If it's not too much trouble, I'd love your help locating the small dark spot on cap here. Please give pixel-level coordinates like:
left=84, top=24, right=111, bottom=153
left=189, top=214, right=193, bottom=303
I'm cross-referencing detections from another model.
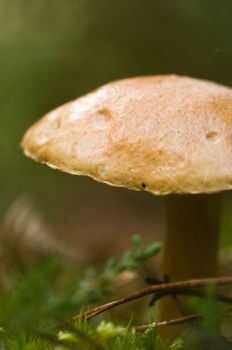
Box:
left=206, top=131, right=219, bottom=143
left=141, top=182, right=146, bottom=188
left=97, top=108, right=112, bottom=119
left=93, top=108, right=112, bottom=129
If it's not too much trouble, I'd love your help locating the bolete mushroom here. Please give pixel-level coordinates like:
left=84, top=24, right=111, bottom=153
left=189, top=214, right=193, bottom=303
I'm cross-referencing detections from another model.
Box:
left=21, top=75, right=232, bottom=324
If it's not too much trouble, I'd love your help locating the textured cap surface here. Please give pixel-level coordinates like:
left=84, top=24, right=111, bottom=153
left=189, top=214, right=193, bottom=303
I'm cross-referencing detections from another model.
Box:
left=21, top=75, right=232, bottom=195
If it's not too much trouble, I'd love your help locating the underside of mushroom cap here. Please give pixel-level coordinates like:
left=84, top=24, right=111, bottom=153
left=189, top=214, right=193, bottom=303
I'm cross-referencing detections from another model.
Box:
left=21, top=75, right=232, bottom=195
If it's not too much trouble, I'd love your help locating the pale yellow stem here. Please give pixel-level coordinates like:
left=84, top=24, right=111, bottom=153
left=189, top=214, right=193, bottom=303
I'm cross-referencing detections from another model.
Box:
left=159, top=193, right=221, bottom=337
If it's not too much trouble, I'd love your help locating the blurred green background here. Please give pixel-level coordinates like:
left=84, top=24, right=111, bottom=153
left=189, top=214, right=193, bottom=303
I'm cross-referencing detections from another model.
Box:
left=1, top=0, right=232, bottom=263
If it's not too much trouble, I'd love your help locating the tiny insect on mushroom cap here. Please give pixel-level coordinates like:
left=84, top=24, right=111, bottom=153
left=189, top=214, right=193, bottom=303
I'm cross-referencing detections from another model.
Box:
left=21, top=75, right=232, bottom=331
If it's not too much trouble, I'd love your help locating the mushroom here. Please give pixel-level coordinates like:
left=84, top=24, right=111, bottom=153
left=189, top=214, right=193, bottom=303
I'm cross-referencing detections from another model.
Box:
left=21, top=75, right=232, bottom=323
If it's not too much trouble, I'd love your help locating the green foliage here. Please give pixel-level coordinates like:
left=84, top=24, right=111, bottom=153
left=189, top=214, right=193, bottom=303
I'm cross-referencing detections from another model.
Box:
left=100, top=235, right=161, bottom=285
left=0, top=235, right=160, bottom=335
left=0, top=236, right=167, bottom=349
left=3, top=334, right=48, bottom=350
left=184, top=285, right=232, bottom=350
left=74, top=235, right=161, bottom=303
left=0, top=236, right=231, bottom=349
left=55, top=321, right=183, bottom=350
left=190, top=285, right=225, bottom=332
left=117, top=235, right=161, bottom=271
left=0, top=257, right=80, bottom=333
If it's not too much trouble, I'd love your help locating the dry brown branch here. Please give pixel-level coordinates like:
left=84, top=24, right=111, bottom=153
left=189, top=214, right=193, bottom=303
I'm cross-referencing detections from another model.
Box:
left=135, top=308, right=232, bottom=332
left=73, top=276, right=232, bottom=321
left=148, top=288, right=232, bottom=305
left=135, top=314, right=201, bottom=332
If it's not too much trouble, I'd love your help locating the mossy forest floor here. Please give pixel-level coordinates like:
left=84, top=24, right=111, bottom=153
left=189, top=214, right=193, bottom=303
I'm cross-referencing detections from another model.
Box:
left=0, top=236, right=232, bottom=350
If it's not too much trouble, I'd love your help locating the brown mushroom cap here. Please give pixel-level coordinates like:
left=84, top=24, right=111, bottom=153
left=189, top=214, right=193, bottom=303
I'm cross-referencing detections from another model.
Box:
left=21, top=75, right=232, bottom=195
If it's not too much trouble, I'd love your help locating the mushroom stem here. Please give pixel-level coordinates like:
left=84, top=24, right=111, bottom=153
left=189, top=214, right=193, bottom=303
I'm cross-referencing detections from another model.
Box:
left=160, top=193, right=221, bottom=324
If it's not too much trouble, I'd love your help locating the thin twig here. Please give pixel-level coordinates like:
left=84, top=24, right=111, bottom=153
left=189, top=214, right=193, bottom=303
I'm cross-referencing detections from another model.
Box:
left=149, top=288, right=232, bottom=306
left=72, top=276, right=232, bottom=321
left=135, top=309, right=232, bottom=333
left=148, top=275, right=188, bottom=315
left=135, top=314, right=201, bottom=332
